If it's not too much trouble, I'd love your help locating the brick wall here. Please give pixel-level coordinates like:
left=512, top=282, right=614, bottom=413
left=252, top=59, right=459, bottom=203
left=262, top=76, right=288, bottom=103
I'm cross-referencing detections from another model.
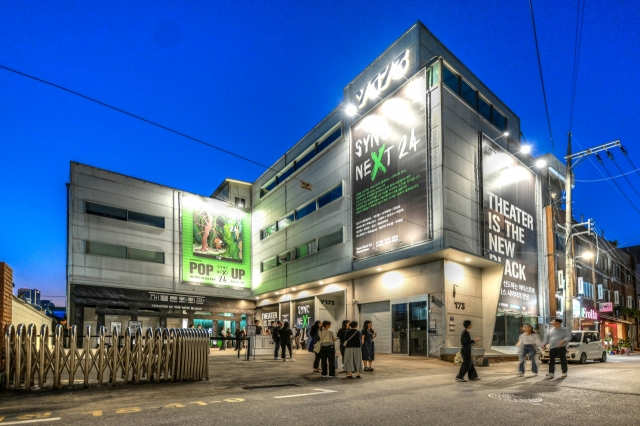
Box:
left=0, top=262, right=13, bottom=372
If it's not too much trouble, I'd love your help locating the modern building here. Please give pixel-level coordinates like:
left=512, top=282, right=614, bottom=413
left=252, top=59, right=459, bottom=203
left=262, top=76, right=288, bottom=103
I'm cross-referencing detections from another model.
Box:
left=17, top=288, right=41, bottom=307
left=67, top=21, right=551, bottom=357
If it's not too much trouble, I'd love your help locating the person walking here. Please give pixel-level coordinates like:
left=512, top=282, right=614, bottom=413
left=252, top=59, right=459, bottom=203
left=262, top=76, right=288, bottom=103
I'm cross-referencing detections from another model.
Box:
left=343, top=321, right=363, bottom=379
left=272, top=321, right=282, bottom=360
left=308, top=321, right=322, bottom=373
left=235, top=326, right=244, bottom=352
left=455, top=320, right=481, bottom=382
left=361, top=320, right=377, bottom=371
left=280, top=321, right=294, bottom=361
left=337, top=319, right=350, bottom=373
left=318, top=321, right=337, bottom=378
left=516, top=324, right=544, bottom=377
left=543, top=318, right=572, bottom=379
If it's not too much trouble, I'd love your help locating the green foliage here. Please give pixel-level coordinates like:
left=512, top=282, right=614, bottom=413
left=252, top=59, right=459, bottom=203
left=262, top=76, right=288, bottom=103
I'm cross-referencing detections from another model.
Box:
left=619, top=306, right=640, bottom=318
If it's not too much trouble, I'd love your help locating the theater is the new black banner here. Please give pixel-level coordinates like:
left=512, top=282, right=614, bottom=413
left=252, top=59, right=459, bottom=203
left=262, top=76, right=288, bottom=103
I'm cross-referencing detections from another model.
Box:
left=483, top=138, right=538, bottom=314
left=351, top=69, right=429, bottom=259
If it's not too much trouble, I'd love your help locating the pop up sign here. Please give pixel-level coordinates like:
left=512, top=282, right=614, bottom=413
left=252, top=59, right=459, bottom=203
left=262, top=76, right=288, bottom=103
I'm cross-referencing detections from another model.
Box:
left=599, top=302, right=613, bottom=312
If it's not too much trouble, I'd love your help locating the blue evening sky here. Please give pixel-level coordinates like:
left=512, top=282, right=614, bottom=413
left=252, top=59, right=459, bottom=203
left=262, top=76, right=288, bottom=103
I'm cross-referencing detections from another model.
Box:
left=1, top=1, right=638, bottom=306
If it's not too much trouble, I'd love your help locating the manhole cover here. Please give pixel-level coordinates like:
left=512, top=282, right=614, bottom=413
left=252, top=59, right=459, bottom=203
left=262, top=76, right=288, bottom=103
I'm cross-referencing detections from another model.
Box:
left=488, top=393, right=542, bottom=403
left=242, top=384, right=299, bottom=392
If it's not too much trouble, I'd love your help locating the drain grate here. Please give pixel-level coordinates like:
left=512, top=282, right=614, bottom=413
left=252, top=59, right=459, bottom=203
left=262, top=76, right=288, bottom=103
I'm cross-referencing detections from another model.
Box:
left=242, top=384, right=299, bottom=392
left=488, top=393, right=542, bottom=403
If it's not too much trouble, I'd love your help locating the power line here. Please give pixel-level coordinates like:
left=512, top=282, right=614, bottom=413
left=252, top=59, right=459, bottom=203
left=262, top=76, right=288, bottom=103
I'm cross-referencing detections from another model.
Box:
left=594, top=152, right=640, bottom=216
left=605, top=150, right=640, bottom=200
left=574, top=166, right=640, bottom=182
left=569, top=0, right=586, bottom=131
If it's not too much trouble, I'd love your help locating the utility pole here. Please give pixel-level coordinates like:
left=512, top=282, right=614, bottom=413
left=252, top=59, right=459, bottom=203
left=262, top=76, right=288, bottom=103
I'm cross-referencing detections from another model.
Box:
left=563, top=137, right=621, bottom=326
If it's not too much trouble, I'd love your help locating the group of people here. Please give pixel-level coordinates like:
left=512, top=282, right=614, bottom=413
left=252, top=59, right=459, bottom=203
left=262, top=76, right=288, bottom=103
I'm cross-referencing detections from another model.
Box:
left=455, top=318, right=573, bottom=382
left=306, top=319, right=377, bottom=379
left=267, top=320, right=300, bottom=361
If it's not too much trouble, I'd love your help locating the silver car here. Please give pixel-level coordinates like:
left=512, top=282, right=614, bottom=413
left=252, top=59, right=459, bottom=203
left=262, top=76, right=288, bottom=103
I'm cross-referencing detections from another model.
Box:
left=541, top=331, right=607, bottom=364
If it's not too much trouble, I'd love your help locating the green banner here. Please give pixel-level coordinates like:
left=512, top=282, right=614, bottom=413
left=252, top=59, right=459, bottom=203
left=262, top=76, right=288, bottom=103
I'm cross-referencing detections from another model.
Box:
left=181, top=194, right=251, bottom=288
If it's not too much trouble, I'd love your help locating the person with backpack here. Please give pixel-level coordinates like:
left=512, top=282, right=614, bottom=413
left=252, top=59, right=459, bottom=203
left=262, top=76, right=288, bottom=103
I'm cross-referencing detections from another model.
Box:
left=280, top=321, right=294, bottom=361
left=272, top=321, right=282, bottom=360
left=308, top=320, right=321, bottom=373
left=343, top=321, right=363, bottom=379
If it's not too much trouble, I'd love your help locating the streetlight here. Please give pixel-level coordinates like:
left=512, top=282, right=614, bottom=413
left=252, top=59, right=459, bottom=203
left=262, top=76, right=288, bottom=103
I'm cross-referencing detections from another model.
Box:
left=520, top=145, right=532, bottom=155
left=535, top=159, right=547, bottom=168
left=489, top=131, right=509, bottom=142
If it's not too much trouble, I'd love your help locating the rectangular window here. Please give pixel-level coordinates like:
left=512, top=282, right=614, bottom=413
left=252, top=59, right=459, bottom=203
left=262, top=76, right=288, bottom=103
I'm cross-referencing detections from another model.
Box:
left=234, top=196, right=246, bottom=208
left=278, top=214, right=294, bottom=231
left=86, top=202, right=127, bottom=221
left=86, top=241, right=127, bottom=259
left=442, top=65, right=459, bottom=94
left=317, top=184, right=342, bottom=209
left=127, top=210, right=165, bottom=228
left=261, top=179, right=277, bottom=198
left=427, top=62, right=439, bottom=87
left=318, top=228, right=343, bottom=251
left=278, top=250, right=295, bottom=265
left=316, top=127, right=342, bottom=153
left=478, top=96, right=491, bottom=122
left=555, top=233, right=566, bottom=252
left=296, top=241, right=316, bottom=259
left=295, top=201, right=317, bottom=220
left=614, top=291, right=620, bottom=305
left=260, top=223, right=277, bottom=240
left=279, top=165, right=294, bottom=183
left=460, top=79, right=477, bottom=109
left=492, top=111, right=507, bottom=131
left=627, top=296, right=633, bottom=308
left=128, top=247, right=164, bottom=264
left=295, top=147, right=316, bottom=170
left=261, top=257, right=278, bottom=272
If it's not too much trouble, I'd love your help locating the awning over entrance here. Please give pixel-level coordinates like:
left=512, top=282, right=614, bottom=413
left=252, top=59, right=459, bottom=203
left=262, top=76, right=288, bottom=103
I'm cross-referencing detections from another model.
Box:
left=600, top=315, right=634, bottom=325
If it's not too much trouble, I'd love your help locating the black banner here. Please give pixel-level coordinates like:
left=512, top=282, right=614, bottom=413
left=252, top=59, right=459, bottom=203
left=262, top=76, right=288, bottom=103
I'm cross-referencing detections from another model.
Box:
left=351, top=69, right=429, bottom=259
left=482, top=138, right=538, bottom=314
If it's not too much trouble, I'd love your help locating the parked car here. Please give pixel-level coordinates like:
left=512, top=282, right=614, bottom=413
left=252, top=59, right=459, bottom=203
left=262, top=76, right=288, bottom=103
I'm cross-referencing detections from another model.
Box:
left=540, top=331, right=607, bottom=364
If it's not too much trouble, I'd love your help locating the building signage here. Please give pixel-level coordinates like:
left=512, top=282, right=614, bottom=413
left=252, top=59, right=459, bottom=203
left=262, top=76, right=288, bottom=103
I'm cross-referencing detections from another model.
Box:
left=300, top=181, right=312, bottom=191
left=581, top=308, right=598, bottom=320
left=261, top=311, right=278, bottom=322
left=483, top=137, right=539, bottom=314
left=293, top=299, right=314, bottom=330
left=599, top=302, right=613, bottom=312
left=355, top=50, right=410, bottom=109
left=128, top=321, right=143, bottom=329
left=350, top=69, right=430, bottom=259
left=149, top=292, right=206, bottom=311
left=180, top=194, right=251, bottom=288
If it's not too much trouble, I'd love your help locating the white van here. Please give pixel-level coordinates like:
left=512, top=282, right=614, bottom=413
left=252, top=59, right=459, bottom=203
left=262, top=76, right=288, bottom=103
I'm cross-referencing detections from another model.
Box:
left=540, top=331, right=607, bottom=364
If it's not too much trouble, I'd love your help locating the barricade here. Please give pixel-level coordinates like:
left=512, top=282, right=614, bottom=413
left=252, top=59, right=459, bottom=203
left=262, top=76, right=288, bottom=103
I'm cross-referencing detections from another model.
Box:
left=3, top=324, right=209, bottom=391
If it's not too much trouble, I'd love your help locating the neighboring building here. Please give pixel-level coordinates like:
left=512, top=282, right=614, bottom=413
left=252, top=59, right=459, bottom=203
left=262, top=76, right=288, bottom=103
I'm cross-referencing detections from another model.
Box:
left=17, top=288, right=41, bottom=307
left=12, top=295, right=52, bottom=333
left=67, top=21, right=550, bottom=357
left=40, top=299, right=55, bottom=316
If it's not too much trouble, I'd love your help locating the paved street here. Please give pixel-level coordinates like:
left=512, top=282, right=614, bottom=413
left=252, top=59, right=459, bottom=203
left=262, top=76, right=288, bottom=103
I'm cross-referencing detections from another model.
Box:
left=1, top=351, right=639, bottom=425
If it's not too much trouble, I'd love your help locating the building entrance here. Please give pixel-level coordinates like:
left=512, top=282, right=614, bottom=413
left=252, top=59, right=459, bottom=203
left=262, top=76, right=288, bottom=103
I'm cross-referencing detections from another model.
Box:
left=391, top=300, right=428, bottom=356
left=493, top=313, right=538, bottom=346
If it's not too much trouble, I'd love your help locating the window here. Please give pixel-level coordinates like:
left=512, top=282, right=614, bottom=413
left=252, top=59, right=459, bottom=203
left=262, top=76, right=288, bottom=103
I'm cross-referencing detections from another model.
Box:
left=492, top=110, right=507, bottom=131
left=460, top=79, right=477, bottom=109
left=279, top=165, right=294, bottom=183
left=261, top=179, right=277, bottom=197
left=278, top=214, right=294, bottom=231
left=442, top=65, right=458, bottom=94
left=318, top=228, right=343, bottom=250
left=583, top=282, right=594, bottom=299
left=86, top=241, right=127, bottom=259
left=86, top=202, right=127, bottom=221
left=260, top=223, right=277, bottom=239
left=128, top=247, right=164, bottom=264
left=234, top=197, right=246, bottom=208
left=597, top=284, right=603, bottom=300
left=316, top=127, right=342, bottom=153
left=555, top=232, right=566, bottom=252
left=614, top=291, right=620, bottom=305
left=261, top=257, right=278, bottom=272
left=127, top=210, right=165, bottom=228
left=296, top=241, right=316, bottom=259
left=555, top=297, right=563, bottom=313
left=278, top=251, right=295, bottom=265
left=296, top=148, right=315, bottom=170
left=627, top=296, right=633, bottom=308
left=295, top=201, right=317, bottom=220
left=317, top=184, right=342, bottom=208
left=427, top=62, right=439, bottom=87
left=478, top=96, right=491, bottom=122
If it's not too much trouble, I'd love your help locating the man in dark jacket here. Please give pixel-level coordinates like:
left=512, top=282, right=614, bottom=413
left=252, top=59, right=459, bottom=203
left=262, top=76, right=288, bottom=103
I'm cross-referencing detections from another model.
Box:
left=455, top=320, right=481, bottom=382
left=272, top=321, right=282, bottom=360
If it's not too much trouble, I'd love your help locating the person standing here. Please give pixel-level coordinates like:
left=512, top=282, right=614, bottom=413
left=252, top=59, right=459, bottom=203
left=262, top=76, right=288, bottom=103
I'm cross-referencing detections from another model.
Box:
left=543, top=318, right=572, bottom=379
left=337, top=319, right=350, bottom=373
left=318, top=321, right=337, bottom=378
left=59, top=318, right=71, bottom=349
left=516, top=324, right=544, bottom=377
left=226, top=328, right=233, bottom=349
left=455, top=320, right=481, bottom=382
left=254, top=320, right=263, bottom=335
left=361, top=321, right=377, bottom=371
left=308, top=321, right=322, bottom=373
left=294, top=327, right=301, bottom=350
left=235, top=326, right=244, bottom=352
left=280, top=321, right=294, bottom=361
left=343, top=321, right=363, bottom=379
left=272, top=321, right=282, bottom=360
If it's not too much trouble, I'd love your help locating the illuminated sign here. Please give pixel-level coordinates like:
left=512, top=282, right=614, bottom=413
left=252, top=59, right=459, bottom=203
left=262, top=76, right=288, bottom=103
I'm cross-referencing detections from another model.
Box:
left=581, top=308, right=598, bottom=320
left=355, top=50, right=410, bottom=109
left=599, top=302, right=613, bottom=312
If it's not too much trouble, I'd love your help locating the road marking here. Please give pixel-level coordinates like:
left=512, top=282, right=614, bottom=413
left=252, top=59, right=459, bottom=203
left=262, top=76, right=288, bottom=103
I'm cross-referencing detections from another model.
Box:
left=164, top=403, right=186, bottom=408
left=15, top=414, right=52, bottom=421
left=0, top=419, right=61, bottom=425
left=210, top=401, right=222, bottom=403
left=223, top=398, right=244, bottom=403
left=190, top=402, right=207, bottom=406
left=274, top=389, right=338, bottom=399
left=83, top=411, right=103, bottom=417
left=116, top=408, right=142, bottom=414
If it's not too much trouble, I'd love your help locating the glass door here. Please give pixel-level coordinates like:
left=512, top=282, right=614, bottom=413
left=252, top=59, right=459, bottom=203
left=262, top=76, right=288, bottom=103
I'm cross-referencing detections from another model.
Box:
left=409, top=301, right=428, bottom=356
left=392, top=304, right=408, bottom=354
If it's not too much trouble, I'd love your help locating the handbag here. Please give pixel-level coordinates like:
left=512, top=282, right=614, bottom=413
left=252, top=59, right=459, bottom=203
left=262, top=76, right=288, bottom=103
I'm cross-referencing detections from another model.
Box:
left=454, top=351, right=463, bottom=365
left=342, top=330, right=358, bottom=346
left=314, top=330, right=330, bottom=354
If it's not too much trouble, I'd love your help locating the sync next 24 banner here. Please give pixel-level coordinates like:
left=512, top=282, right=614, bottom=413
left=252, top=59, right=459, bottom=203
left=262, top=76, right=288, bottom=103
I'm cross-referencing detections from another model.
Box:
left=350, top=69, right=430, bottom=260
left=482, top=138, right=538, bottom=314
left=181, top=194, right=251, bottom=288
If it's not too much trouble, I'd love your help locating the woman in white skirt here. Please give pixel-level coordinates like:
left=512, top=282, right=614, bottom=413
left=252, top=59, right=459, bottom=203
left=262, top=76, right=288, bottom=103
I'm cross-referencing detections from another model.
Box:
left=343, top=321, right=363, bottom=379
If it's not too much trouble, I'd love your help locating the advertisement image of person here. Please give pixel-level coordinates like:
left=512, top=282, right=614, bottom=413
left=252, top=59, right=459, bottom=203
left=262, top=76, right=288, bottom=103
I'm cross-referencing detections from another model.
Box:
left=280, top=321, right=294, bottom=361
left=455, top=320, right=481, bottom=382
left=272, top=321, right=282, bottom=360
left=516, top=324, right=543, bottom=377
left=543, top=318, right=572, bottom=379
left=361, top=320, right=377, bottom=371
left=337, top=319, right=350, bottom=372
left=308, top=321, right=321, bottom=373
left=318, top=320, right=337, bottom=378
left=343, top=321, right=363, bottom=379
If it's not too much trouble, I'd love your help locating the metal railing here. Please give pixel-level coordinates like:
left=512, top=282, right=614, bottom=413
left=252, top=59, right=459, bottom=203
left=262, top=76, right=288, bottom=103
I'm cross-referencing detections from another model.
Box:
left=3, top=324, right=209, bottom=391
